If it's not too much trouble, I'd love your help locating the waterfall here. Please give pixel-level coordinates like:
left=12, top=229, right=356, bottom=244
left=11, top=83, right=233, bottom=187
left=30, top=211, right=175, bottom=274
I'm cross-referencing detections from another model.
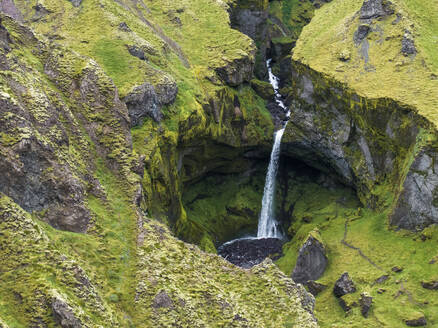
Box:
left=257, top=59, right=290, bottom=238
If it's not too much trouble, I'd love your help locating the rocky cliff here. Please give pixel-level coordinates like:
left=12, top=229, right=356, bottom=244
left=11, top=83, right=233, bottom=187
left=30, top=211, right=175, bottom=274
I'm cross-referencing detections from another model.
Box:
left=1, top=0, right=438, bottom=327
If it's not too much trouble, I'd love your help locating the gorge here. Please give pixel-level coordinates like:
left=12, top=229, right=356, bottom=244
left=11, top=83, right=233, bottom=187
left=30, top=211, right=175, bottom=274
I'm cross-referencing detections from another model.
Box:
left=0, top=0, right=438, bottom=327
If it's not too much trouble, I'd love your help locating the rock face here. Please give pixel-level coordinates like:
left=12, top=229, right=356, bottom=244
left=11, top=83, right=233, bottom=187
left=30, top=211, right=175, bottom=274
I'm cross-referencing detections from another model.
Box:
left=292, top=233, right=328, bottom=284
left=0, top=15, right=132, bottom=233
left=359, top=0, right=394, bottom=20
left=52, top=298, right=82, bottom=328
left=282, top=60, right=438, bottom=231
left=359, top=293, right=373, bottom=318
left=229, top=1, right=268, bottom=78
left=390, top=149, right=438, bottom=230
left=215, top=50, right=255, bottom=87
left=123, top=77, right=178, bottom=125
left=217, top=238, right=283, bottom=269
left=333, top=272, right=356, bottom=297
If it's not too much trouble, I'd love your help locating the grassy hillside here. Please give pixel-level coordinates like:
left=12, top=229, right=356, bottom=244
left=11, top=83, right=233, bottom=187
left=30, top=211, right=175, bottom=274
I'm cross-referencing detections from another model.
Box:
left=293, top=0, right=438, bottom=127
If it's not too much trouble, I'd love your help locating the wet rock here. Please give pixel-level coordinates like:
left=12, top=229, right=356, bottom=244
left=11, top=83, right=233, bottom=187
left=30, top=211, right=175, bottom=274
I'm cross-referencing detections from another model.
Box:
left=402, top=36, right=416, bottom=56
left=250, top=79, right=274, bottom=100
left=218, top=238, right=283, bottom=269
left=153, top=291, right=174, bottom=309
left=123, top=78, right=178, bottom=125
left=359, top=293, right=373, bottom=318
left=405, top=315, right=427, bottom=327
left=229, top=3, right=268, bottom=78
left=354, top=25, right=371, bottom=45
left=52, top=297, right=82, bottom=328
left=334, top=272, right=356, bottom=297
left=306, top=280, right=327, bottom=296
left=127, top=45, right=146, bottom=61
left=421, top=280, right=438, bottom=290
left=292, top=233, right=328, bottom=284
left=359, top=0, right=394, bottom=20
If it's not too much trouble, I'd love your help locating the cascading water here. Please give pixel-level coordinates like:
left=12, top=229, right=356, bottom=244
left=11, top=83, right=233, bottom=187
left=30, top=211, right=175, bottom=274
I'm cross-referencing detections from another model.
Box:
left=257, top=59, right=291, bottom=238
left=218, top=59, right=290, bottom=268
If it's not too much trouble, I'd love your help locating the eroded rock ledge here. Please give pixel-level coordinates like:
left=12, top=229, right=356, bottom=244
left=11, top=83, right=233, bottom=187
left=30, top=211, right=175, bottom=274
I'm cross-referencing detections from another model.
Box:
left=281, top=59, right=438, bottom=231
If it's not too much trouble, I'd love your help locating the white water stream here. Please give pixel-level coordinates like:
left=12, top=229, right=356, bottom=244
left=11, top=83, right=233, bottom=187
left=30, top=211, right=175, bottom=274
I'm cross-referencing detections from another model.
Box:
left=257, top=59, right=290, bottom=238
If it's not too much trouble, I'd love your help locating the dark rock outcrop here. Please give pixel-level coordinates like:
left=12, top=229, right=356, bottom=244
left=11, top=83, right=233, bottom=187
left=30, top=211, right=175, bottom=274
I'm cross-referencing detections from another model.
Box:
left=306, top=280, right=327, bottom=296
left=421, top=280, right=438, bottom=290
left=228, top=1, right=268, bottom=78
left=215, top=51, right=255, bottom=87
left=334, top=272, right=356, bottom=297
left=292, top=233, right=328, bottom=284
left=153, top=291, right=174, bottom=309
left=405, top=315, right=427, bottom=327
left=282, top=60, right=438, bottom=231
left=68, top=0, right=81, bottom=8
left=390, top=149, right=438, bottom=230
left=127, top=45, right=146, bottom=61
left=359, top=0, right=394, bottom=20
left=123, top=78, right=178, bottom=125
left=359, top=293, right=373, bottom=317
left=218, top=238, right=283, bottom=269
left=0, top=0, right=22, bottom=20
left=402, top=35, right=417, bottom=56
left=52, top=297, right=82, bottom=328
left=354, top=25, right=371, bottom=45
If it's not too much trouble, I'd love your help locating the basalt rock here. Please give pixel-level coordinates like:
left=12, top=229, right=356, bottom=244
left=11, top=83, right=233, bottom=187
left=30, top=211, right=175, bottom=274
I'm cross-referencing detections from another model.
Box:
left=359, top=293, right=373, bottom=318
left=306, top=280, right=327, bottom=296
left=421, top=280, right=438, bottom=290
left=123, top=77, right=178, bottom=125
left=405, top=315, right=427, bottom=327
left=218, top=238, right=283, bottom=269
left=402, top=35, right=417, bottom=56
left=359, top=0, right=394, bottom=20
left=215, top=50, right=255, bottom=87
left=292, top=232, right=328, bottom=284
left=52, top=297, right=82, bottom=328
left=228, top=1, right=269, bottom=78
left=282, top=60, right=438, bottom=231
left=334, top=272, right=356, bottom=298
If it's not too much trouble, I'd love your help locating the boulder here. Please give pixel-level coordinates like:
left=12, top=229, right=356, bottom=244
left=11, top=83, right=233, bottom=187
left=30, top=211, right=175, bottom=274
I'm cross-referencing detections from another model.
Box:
left=127, top=45, right=146, bottom=61
left=333, top=272, right=356, bottom=297
left=218, top=238, right=283, bottom=269
left=405, top=315, right=427, bottom=327
left=374, top=274, right=389, bottom=284
left=402, top=36, right=416, bottom=56
left=152, top=291, right=174, bottom=309
left=359, top=0, right=394, bottom=20
left=52, top=297, right=82, bottom=328
left=292, top=231, right=328, bottom=284
left=123, top=78, right=178, bottom=125
left=359, top=293, right=373, bottom=318
left=421, top=280, right=438, bottom=290
left=306, top=280, right=327, bottom=296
